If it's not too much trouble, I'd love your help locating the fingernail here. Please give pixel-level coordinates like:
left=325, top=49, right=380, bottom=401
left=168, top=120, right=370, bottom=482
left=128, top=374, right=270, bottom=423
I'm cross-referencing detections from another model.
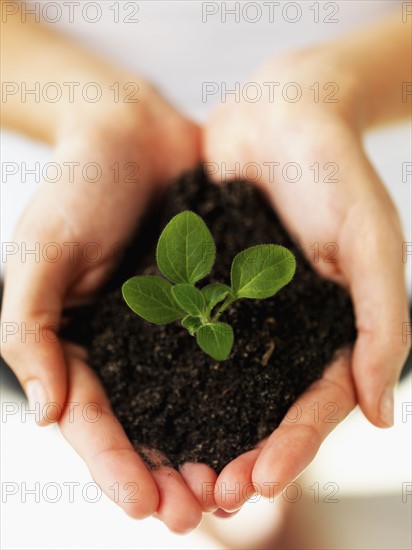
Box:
left=379, top=386, right=394, bottom=428
left=25, top=379, right=47, bottom=423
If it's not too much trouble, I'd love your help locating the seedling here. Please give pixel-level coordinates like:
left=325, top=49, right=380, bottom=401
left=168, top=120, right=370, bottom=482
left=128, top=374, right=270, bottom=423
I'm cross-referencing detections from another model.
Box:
left=122, top=211, right=296, bottom=361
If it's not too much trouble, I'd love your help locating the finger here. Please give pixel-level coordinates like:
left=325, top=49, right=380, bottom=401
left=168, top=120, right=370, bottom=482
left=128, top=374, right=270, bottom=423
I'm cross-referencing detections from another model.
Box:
left=179, top=462, right=218, bottom=513
left=252, top=352, right=356, bottom=497
left=151, top=464, right=203, bottom=534
left=58, top=344, right=159, bottom=519
left=339, top=194, right=410, bottom=428
left=1, top=242, right=70, bottom=425
left=213, top=508, right=241, bottom=519
left=203, top=102, right=246, bottom=184
left=148, top=107, right=202, bottom=187
left=214, top=449, right=260, bottom=512
left=142, top=450, right=203, bottom=533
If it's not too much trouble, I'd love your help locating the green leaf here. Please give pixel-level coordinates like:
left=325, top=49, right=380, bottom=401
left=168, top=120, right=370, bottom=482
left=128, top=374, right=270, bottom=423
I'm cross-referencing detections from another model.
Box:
left=156, top=211, right=216, bottom=284
left=122, top=275, right=184, bottom=324
left=196, top=322, right=234, bottom=361
left=171, top=284, right=205, bottom=316
left=181, top=315, right=203, bottom=335
left=231, top=244, right=296, bottom=299
left=201, top=283, right=231, bottom=313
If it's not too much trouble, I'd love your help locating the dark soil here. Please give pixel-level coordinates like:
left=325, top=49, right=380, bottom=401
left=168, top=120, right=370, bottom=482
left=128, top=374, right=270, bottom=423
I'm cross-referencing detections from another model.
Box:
left=63, top=168, right=356, bottom=473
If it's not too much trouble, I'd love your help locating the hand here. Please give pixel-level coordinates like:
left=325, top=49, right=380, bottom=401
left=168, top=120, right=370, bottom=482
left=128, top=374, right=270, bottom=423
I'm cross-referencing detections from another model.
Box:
left=1, top=82, right=217, bottom=531
left=204, top=50, right=410, bottom=511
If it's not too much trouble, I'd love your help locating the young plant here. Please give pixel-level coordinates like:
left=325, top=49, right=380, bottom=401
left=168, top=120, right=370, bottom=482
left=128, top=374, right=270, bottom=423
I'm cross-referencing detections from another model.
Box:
left=122, top=211, right=296, bottom=361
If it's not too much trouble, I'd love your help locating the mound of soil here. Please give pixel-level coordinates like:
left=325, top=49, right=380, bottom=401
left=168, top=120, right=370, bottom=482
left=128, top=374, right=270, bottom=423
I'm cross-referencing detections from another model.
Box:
left=63, top=168, right=356, bottom=473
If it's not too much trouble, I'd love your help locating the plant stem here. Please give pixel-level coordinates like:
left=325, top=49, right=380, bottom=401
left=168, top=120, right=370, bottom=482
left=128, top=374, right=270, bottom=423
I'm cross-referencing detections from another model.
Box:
left=212, top=295, right=236, bottom=322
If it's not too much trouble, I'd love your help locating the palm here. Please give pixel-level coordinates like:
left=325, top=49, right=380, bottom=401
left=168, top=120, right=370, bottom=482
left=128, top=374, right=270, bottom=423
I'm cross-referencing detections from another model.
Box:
left=203, top=69, right=409, bottom=510
left=2, top=96, right=222, bottom=531
left=53, top=116, right=220, bottom=529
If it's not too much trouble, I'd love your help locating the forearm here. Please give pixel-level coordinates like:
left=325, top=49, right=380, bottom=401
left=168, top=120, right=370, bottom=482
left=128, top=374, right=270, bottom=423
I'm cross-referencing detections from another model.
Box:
left=322, top=11, right=412, bottom=130
left=0, top=4, right=143, bottom=142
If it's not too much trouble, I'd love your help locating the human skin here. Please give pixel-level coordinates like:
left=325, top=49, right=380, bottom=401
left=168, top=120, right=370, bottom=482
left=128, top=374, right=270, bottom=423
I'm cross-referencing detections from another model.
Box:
left=203, top=12, right=411, bottom=511
left=1, top=8, right=212, bottom=533
left=1, top=3, right=411, bottom=531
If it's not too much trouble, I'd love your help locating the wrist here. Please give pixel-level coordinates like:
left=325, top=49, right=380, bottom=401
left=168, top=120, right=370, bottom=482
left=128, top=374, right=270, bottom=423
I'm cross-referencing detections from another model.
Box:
left=304, top=47, right=373, bottom=134
left=258, top=47, right=365, bottom=134
left=54, top=72, right=155, bottom=142
left=290, top=15, right=412, bottom=131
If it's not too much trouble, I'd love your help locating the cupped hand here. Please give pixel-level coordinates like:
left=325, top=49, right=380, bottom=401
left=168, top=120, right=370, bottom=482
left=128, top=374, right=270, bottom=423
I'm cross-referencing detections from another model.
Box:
left=1, top=83, right=217, bottom=531
left=204, top=51, right=410, bottom=511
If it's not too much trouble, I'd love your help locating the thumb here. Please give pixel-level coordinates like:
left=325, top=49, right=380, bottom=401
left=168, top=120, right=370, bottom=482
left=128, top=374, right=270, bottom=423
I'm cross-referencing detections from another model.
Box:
left=340, top=200, right=410, bottom=428
left=1, top=237, right=70, bottom=426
